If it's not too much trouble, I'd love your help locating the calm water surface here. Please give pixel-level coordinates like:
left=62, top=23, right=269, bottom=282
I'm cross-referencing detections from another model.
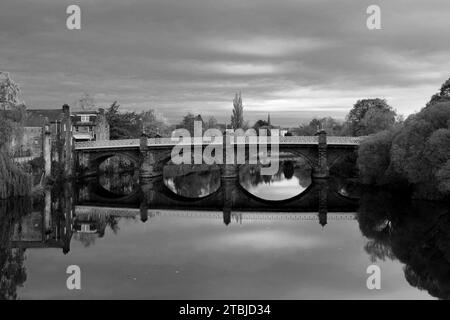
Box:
left=1, top=162, right=448, bottom=300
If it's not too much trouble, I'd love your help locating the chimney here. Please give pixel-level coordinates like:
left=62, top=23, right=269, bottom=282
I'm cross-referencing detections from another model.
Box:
left=62, top=104, right=70, bottom=114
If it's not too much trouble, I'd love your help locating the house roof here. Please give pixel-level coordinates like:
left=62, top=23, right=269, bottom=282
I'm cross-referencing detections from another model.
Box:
left=71, top=110, right=99, bottom=115
left=24, top=109, right=65, bottom=127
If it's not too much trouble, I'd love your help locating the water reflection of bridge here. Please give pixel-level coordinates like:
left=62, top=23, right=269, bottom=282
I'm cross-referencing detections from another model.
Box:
left=78, top=175, right=359, bottom=227
left=5, top=176, right=359, bottom=254
left=79, top=177, right=358, bottom=213
left=75, top=205, right=356, bottom=225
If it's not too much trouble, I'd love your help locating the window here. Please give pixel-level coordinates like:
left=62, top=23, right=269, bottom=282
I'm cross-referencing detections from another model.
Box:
left=81, top=115, right=90, bottom=122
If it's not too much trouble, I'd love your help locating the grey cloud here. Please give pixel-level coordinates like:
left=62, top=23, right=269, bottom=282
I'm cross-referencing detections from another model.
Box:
left=1, top=0, right=450, bottom=124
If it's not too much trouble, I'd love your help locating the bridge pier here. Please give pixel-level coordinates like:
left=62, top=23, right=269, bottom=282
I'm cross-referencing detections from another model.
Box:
left=221, top=163, right=238, bottom=225
left=140, top=169, right=165, bottom=223
left=221, top=164, right=239, bottom=179
left=139, top=189, right=149, bottom=222
left=316, top=179, right=328, bottom=227
left=312, top=129, right=329, bottom=179
left=141, top=175, right=163, bottom=205
left=42, top=123, right=52, bottom=177
left=76, top=151, right=90, bottom=176
left=139, top=134, right=164, bottom=182
left=63, top=104, right=74, bottom=177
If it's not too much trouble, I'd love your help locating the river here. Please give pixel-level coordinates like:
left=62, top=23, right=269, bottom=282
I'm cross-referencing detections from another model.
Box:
left=0, top=160, right=448, bottom=299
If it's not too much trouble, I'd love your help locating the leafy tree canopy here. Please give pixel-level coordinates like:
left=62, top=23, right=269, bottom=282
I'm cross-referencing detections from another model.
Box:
left=231, top=92, right=244, bottom=129
left=345, top=98, right=397, bottom=136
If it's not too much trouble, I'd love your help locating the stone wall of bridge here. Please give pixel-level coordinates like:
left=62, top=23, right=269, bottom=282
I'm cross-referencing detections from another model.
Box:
left=75, top=132, right=363, bottom=180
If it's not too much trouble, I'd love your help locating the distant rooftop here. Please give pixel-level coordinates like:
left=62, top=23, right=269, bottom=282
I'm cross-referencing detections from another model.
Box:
left=24, top=109, right=65, bottom=127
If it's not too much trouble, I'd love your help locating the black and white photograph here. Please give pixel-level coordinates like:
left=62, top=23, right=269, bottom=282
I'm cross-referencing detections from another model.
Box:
left=1, top=0, right=450, bottom=305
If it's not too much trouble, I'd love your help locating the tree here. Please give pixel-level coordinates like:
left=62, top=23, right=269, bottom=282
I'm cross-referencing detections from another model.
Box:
left=106, top=102, right=171, bottom=139
left=0, top=72, right=20, bottom=111
left=292, top=117, right=343, bottom=136
left=77, top=93, right=95, bottom=110
left=205, top=116, right=219, bottom=130
left=231, top=92, right=244, bottom=129
left=427, top=77, right=450, bottom=107
left=141, top=109, right=170, bottom=137
left=440, top=78, right=450, bottom=97
left=177, top=113, right=204, bottom=136
left=345, top=99, right=396, bottom=136
left=436, top=160, right=450, bottom=194
left=0, top=115, right=15, bottom=147
left=359, top=107, right=396, bottom=135
left=357, top=129, right=398, bottom=185
left=390, top=101, right=450, bottom=199
left=358, top=98, right=450, bottom=200
left=105, top=101, right=141, bottom=139
left=253, top=119, right=269, bottom=132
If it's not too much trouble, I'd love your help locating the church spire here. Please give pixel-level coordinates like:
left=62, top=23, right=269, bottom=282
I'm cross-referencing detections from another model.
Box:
left=267, top=113, right=271, bottom=126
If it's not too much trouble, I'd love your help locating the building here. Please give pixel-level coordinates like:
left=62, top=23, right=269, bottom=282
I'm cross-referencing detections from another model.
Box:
left=16, top=105, right=109, bottom=157
left=3, top=104, right=110, bottom=176
left=21, top=108, right=66, bottom=158
left=71, top=108, right=109, bottom=142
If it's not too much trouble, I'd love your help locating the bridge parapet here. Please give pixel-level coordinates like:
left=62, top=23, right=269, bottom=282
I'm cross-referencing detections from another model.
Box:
left=75, top=139, right=140, bottom=150
left=327, top=136, right=366, bottom=145
left=74, top=136, right=366, bottom=150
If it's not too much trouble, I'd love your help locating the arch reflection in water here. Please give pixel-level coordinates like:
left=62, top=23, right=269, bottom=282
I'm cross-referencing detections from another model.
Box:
left=98, top=171, right=139, bottom=196
left=239, top=159, right=312, bottom=201
left=163, top=164, right=221, bottom=198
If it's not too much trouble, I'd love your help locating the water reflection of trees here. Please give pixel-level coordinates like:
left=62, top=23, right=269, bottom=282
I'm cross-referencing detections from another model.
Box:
left=239, top=160, right=312, bottom=189
left=164, top=165, right=221, bottom=198
left=357, top=191, right=450, bottom=299
left=98, top=172, right=138, bottom=196
left=73, top=214, right=121, bottom=247
left=0, top=198, right=31, bottom=300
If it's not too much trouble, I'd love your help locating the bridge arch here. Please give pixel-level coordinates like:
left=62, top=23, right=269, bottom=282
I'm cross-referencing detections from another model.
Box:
left=79, top=151, right=140, bottom=174
left=280, top=149, right=316, bottom=168
left=92, top=151, right=139, bottom=168
left=327, top=149, right=357, bottom=169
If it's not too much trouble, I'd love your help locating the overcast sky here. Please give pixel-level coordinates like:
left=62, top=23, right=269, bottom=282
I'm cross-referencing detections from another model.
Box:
left=1, top=0, right=450, bottom=125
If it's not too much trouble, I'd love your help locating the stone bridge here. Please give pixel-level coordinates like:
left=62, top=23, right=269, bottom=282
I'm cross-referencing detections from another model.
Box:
left=74, top=131, right=365, bottom=180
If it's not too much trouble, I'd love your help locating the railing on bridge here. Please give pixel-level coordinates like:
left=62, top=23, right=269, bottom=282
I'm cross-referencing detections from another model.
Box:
left=75, top=138, right=140, bottom=150
left=74, top=136, right=366, bottom=150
